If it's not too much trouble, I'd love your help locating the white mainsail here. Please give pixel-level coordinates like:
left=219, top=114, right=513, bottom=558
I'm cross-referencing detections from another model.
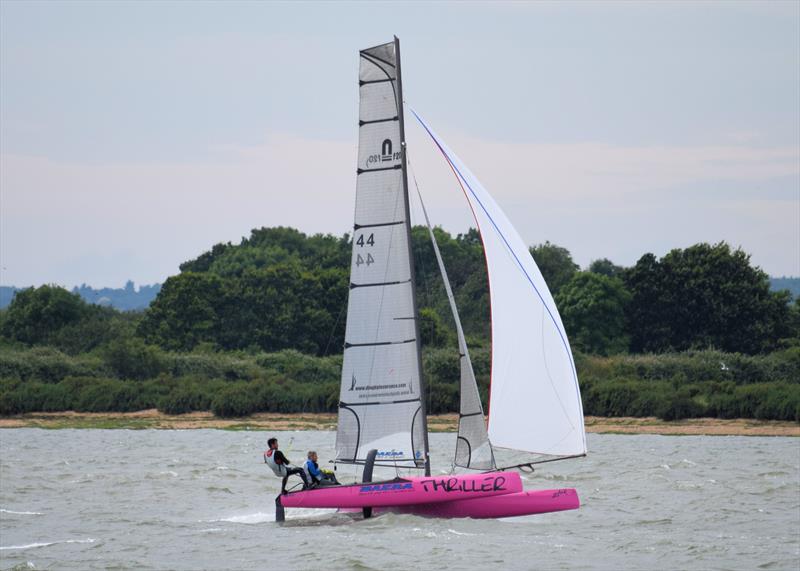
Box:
left=335, top=40, right=428, bottom=468
left=411, top=110, right=587, bottom=458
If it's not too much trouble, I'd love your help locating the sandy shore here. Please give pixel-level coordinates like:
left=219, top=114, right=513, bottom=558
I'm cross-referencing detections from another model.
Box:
left=0, top=410, right=797, bottom=436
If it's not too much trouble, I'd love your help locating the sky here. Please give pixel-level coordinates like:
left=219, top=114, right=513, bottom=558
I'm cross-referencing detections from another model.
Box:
left=1, top=0, right=798, bottom=288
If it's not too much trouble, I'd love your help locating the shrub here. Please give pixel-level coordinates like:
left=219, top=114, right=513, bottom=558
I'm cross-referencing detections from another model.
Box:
left=168, top=351, right=261, bottom=381
left=0, top=346, right=106, bottom=383
left=256, top=350, right=341, bottom=384
left=158, top=384, right=212, bottom=415
left=657, top=389, right=706, bottom=421
left=211, top=384, right=257, bottom=417
left=0, top=382, right=70, bottom=414
left=103, top=338, right=165, bottom=380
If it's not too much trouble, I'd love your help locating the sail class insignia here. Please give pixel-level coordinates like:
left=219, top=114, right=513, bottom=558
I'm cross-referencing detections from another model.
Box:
left=381, top=139, right=393, bottom=161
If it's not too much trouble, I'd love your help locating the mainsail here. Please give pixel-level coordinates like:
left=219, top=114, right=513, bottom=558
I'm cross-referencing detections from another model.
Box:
left=335, top=39, right=429, bottom=470
left=411, top=110, right=587, bottom=458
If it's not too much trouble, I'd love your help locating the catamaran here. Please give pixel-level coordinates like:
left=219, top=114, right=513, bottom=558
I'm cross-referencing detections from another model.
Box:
left=276, top=37, right=586, bottom=521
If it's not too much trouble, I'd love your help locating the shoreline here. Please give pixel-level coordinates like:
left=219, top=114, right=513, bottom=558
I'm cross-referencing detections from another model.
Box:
left=0, top=410, right=797, bottom=436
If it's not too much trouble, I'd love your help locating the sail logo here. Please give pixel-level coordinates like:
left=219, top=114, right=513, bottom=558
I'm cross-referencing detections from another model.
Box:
left=376, top=449, right=403, bottom=458
left=359, top=482, right=414, bottom=493
left=365, top=138, right=402, bottom=167
left=381, top=139, right=393, bottom=161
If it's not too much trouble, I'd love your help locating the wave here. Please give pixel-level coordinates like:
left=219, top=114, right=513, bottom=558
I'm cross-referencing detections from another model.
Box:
left=0, top=538, right=95, bottom=551
left=195, top=528, right=225, bottom=534
left=203, top=512, right=274, bottom=524
left=0, top=509, right=43, bottom=516
left=448, top=529, right=478, bottom=536
left=203, top=508, right=336, bottom=524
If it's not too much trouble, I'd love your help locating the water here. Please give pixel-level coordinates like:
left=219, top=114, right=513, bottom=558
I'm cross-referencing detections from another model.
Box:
left=1, top=430, right=798, bottom=570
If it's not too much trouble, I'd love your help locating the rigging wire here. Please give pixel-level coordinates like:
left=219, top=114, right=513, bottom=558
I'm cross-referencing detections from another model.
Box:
left=407, top=149, right=497, bottom=472
left=405, top=154, right=436, bottom=420
left=322, top=302, right=347, bottom=358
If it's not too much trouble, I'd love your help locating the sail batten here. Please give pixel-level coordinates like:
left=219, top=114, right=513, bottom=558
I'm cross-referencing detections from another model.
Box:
left=335, top=39, right=428, bottom=469
left=410, top=109, right=587, bottom=458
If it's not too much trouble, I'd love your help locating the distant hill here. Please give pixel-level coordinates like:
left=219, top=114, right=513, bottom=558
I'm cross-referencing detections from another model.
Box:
left=0, top=287, right=19, bottom=309
left=770, top=277, right=800, bottom=300
left=1, top=274, right=795, bottom=312
left=0, top=281, right=161, bottom=311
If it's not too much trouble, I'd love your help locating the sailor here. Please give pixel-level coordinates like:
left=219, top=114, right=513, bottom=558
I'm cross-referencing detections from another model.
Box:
left=264, top=437, right=309, bottom=494
left=303, top=451, right=339, bottom=487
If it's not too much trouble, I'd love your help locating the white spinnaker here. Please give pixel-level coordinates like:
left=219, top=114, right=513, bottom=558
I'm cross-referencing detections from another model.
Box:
left=411, top=110, right=587, bottom=457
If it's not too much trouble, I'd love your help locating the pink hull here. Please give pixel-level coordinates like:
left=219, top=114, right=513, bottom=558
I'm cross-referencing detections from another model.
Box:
left=280, top=472, right=522, bottom=509
left=388, top=488, right=580, bottom=519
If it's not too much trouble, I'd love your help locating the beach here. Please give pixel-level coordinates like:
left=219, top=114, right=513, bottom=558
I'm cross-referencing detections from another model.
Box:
left=0, top=410, right=796, bottom=436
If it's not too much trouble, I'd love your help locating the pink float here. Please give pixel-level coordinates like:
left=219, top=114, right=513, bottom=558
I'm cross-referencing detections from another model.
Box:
left=278, top=473, right=580, bottom=519
left=280, top=472, right=522, bottom=509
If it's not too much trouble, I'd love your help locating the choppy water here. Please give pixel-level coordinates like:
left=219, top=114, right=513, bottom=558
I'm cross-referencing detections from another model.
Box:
left=0, top=429, right=798, bottom=570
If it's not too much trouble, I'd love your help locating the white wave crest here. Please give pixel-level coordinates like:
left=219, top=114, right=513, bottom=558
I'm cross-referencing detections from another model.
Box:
left=204, top=512, right=274, bottom=524
left=448, top=529, right=477, bottom=536
left=0, top=538, right=95, bottom=551
left=203, top=507, right=334, bottom=524
left=0, top=509, right=44, bottom=515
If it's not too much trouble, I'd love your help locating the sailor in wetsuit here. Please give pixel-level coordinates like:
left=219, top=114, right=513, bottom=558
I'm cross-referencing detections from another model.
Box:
left=264, top=437, right=309, bottom=494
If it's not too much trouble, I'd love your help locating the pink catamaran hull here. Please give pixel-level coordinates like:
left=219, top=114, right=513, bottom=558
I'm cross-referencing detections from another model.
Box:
left=388, top=487, right=580, bottom=519
left=280, top=472, right=522, bottom=509
left=278, top=471, right=580, bottom=519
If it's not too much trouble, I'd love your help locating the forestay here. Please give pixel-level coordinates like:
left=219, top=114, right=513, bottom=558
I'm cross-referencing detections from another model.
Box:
left=335, top=41, right=426, bottom=468
left=411, top=110, right=587, bottom=458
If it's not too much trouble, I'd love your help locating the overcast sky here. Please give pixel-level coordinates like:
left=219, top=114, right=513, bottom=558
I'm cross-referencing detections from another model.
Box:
left=1, top=0, right=798, bottom=288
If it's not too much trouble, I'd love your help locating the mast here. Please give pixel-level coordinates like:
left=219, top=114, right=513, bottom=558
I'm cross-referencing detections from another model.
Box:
left=395, top=36, right=431, bottom=476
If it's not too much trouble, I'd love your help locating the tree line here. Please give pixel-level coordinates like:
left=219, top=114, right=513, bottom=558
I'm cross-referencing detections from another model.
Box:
left=0, top=225, right=797, bottom=421
left=134, top=226, right=797, bottom=356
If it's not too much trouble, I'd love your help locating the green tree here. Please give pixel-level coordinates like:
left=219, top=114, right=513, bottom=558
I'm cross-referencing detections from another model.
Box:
left=138, top=273, right=224, bottom=351
left=530, top=241, right=579, bottom=295
left=140, top=263, right=349, bottom=354
left=412, top=227, right=490, bottom=340
left=589, top=258, right=624, bottom=278
left=179, top=226, right=350, bottom=276
left=624, top=243, right=792, bottom=354
left=419, top=307, right=452, bottom=347
left=1, top=285, right=90, bottom=345
left=556, top=272, right=631, bottom=355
